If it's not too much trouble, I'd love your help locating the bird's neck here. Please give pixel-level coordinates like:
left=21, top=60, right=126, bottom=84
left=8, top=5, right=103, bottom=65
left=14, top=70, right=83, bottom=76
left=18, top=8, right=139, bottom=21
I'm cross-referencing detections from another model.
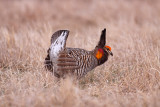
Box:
left=92, top=48, right=108, bottom=66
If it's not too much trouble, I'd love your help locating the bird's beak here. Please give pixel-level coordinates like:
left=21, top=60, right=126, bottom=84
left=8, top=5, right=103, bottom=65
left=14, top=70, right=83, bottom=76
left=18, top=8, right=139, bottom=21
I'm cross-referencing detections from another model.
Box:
left=104, top=47, right=113, bottom=56
left=109, top=51, right=113, bottom=56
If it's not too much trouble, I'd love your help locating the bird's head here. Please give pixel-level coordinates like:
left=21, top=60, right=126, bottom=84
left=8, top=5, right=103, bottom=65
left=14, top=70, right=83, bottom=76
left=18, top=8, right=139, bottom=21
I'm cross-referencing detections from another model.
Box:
left=96, top=46, right=113, bottom=59
left=95, top=28, right=113, bottom=65
left=104, top=45, right=113, bottom=56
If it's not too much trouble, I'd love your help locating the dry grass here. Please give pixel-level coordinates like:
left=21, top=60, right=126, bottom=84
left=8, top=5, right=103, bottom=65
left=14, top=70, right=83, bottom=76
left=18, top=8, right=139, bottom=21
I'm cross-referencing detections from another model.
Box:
left=0, top=0, right=160, bottom=107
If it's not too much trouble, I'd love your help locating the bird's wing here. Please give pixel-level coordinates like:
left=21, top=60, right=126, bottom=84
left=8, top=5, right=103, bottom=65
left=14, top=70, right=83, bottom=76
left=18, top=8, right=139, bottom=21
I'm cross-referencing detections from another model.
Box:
left=49, top=30, right=69, bottom=60
left=55, top=50, right=80, bottom=76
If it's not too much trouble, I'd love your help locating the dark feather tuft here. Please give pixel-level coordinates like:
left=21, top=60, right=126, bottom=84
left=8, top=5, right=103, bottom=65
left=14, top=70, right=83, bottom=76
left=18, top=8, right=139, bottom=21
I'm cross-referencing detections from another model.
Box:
left=97, top=28, right=106, bottom=48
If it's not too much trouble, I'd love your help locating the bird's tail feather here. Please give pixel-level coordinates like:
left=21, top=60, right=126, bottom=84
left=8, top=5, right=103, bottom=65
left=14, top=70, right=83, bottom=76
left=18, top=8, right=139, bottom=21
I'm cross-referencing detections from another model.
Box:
left=44, top=30, right=69, bottom=72
left=44, top=48, right=53, bottom=72
left=51, top=30, right=69, bottom=44
left=50, top=30, right=69, bottom=57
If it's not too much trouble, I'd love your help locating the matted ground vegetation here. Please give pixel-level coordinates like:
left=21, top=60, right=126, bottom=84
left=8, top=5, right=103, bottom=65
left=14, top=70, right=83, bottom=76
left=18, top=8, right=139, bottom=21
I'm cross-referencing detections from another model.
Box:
left=0, top=0, right=160, bottom=107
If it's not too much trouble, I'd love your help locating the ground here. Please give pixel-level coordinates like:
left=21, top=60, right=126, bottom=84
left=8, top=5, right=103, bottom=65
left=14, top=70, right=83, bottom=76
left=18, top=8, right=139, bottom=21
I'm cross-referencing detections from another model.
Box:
left=0, top=0, right=160, bottom=107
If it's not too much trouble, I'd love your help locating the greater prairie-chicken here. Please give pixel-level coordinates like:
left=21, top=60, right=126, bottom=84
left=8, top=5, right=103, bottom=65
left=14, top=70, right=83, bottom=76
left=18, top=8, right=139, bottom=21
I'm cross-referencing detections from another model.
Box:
left=45, top=28, right=113, bottom=78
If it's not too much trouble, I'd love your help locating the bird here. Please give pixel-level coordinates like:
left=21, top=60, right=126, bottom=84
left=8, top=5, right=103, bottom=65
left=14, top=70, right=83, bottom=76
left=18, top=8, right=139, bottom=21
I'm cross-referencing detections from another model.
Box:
left=44, top=28, right=113, bottom=79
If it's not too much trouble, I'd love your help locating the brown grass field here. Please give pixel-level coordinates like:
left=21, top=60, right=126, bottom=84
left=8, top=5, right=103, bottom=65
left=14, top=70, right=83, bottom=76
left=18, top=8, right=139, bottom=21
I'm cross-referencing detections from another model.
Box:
left=0, top=0, right=160, bottom=107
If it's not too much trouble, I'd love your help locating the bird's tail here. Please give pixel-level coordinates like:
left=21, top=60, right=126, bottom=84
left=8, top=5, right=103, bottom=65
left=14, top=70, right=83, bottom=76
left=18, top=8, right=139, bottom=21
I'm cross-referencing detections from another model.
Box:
left=51, top=30, right=69, bottom=44
left=50, top=30, right=69, bottom=57
left=44, top=30, right=69, bottom=72
left=44, top=48, right=53, bottom=72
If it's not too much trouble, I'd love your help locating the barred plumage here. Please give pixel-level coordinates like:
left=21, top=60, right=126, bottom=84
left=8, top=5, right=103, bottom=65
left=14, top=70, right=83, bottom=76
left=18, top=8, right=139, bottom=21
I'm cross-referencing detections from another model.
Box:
left=45, top=28, right=113, bottom=78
